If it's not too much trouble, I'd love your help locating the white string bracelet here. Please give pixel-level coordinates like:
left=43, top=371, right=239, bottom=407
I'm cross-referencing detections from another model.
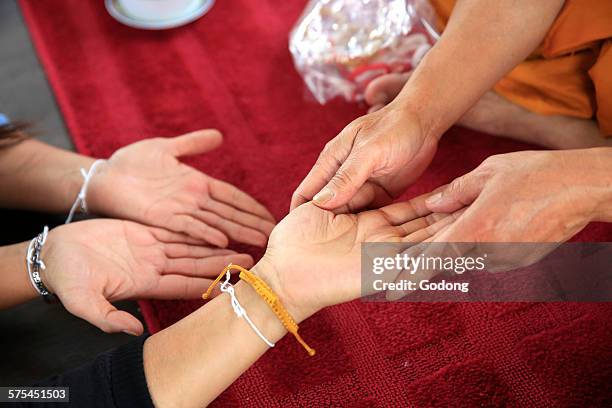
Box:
left=219, top=270, right=275, bottom=348
left=65, top=159, right=106, bottom=224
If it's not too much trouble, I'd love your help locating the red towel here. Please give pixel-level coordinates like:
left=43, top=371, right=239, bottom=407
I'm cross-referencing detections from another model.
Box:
left=20, top=1, right=612, bottom=406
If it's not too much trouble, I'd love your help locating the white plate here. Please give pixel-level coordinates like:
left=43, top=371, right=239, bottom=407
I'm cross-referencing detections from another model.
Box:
left=105, top=0, right=215, bottom=30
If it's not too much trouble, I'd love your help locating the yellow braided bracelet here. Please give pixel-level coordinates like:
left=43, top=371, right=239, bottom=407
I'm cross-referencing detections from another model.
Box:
left=203, top=264, right=316, bottom=356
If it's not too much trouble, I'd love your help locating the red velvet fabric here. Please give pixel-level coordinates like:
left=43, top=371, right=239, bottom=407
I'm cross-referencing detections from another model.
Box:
left=20, top=1, right=612, bottom=406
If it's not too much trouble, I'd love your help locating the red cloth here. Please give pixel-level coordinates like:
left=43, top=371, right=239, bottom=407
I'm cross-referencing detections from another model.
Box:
left=20, top=1, right=612, bottom=406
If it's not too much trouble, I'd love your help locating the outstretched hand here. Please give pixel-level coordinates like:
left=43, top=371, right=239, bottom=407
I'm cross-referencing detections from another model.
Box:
left=87, top=130, right=275, bottom=247
left=42, top=219, right=255, bottom=335
left=257, top=197, right=439, bottom=319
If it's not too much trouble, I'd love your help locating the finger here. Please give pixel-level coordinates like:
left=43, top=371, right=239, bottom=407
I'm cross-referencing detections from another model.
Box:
left=169, top=129, right=223, bottom=157
left=333, top=182, right=396, bottom=214
left=397, top=212, right=450, bottom=239
left=208, top=179, right=275, bottom=222
left=313, top=149, right=375, bottom=210
left=165, top=253, right=254, bottom=277
left=166, top=214, right=229, bottom=248
left=364, top=72, right=412, bottom=107
left=401, top=209, right=465, bottom=242
left=193, top=209, right=269, bottom=247
left=62, top=293, right=144, bottom=335
left=164, top=244, right=236, bottom=259
left=384, top=243, right=440, bottom=301
left=151, top=275, right=216, bottom=299
left=149, top=227, right=210, bottom=245
left=425, top=171, right=487, bottom=213
left=200, top=198, right=275, bottom=235
left=375, top=191, right=438, bottom=225
left=290, top=137, right=352, bottom=210
left=430, top=210, right=478, bottom=243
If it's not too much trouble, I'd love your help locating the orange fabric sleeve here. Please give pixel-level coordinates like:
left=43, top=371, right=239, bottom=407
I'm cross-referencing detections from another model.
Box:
left=589, top=41, right=612, bottom=136
left=428, top=0, right=612, bottom=137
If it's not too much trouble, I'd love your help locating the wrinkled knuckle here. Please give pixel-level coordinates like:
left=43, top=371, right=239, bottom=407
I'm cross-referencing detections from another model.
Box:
left=425, top=213, right=444, bottom=225
left=331, top=169, right=355, bottom=189
left=321, top=140, right=337, bottom=156
left=481, top=154, right=508, bottom=173
left=448, top=177, right=465, bottom=195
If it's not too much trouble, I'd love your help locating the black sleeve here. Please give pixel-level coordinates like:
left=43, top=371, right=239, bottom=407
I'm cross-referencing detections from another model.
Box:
left=17, top=336, right=154, bottom=408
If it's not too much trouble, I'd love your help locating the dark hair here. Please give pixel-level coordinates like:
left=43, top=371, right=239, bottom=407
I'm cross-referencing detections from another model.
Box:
left=0, top=121, right=29, bottom=148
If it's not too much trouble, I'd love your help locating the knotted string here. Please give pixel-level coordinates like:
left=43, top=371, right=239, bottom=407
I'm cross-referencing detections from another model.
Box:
left=65, top=159, right=106, bottom=224
left=217, top=270, right=275, bottom=348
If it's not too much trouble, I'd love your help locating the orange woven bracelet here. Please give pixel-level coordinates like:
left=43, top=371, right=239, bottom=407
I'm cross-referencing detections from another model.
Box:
left=203, top=264, right=316, bottom=356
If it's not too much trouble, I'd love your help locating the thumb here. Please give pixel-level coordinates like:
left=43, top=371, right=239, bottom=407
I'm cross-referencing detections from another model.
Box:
left=62, top=292, right=144, bottom=336
left=425, top=171, right=487, bottom=213
left=313, top=151, right=373, bottom=209
left=169, top=129, right=223, bottom=157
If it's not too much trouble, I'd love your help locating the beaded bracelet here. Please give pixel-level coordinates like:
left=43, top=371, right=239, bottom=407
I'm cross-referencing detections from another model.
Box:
left=204, top=264, right=316, bottom=356
left=26, top=226, right=52, bottom=299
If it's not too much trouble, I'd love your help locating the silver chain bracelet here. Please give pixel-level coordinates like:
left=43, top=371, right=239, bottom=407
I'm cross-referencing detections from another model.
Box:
left=26, top=226, right=51, bottom=298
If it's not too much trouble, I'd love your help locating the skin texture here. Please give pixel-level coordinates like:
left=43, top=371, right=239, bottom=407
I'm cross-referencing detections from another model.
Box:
left=291, top=0, right=565, bottom=212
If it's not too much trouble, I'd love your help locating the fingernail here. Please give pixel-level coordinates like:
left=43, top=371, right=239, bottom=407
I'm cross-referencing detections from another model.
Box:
left=425, top=193, right=442, bottom=206
left=313, top=188, right=334, bottom=205
left=122, top=330, right=139, bottom=336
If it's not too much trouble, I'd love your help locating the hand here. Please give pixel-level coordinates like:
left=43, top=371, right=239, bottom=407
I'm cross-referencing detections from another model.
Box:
left=400, top=149, right=612, bottom=272
left=255, top=197, right=437, bottom=320
left=290, top=105, right=438, bottom=212
left=87, top=130, right=275, bottom=247
left=42, top=219, right=254, bottom=335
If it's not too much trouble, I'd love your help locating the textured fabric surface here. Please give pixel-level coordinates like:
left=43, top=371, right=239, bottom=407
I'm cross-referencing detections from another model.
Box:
left=20, top=1, right=612, bottom=406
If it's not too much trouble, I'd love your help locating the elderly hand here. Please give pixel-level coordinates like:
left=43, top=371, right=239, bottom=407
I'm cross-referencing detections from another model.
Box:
left=290, top=106, right=439, bottom=213
left=42, top=219, right=254, bottom=335
left=385, top=149, right=612, bottom=288
left=423, top=149, right=612, bottom=242
left=87, top=130, right=275, bottom=247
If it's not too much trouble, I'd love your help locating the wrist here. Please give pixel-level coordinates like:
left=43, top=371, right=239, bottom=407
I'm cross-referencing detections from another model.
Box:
left=584, top=148, right=612, bottom=222
left=6, top=241, right=39, bottom=303
left=62, top=156, right=97, bottom=213
left=388, top=93, right=442, bottom=143
left=38, top=228, right=59, bottom=295
left=250, top=258, right=320, bottom=323
left=80, top=159, right=109, bottom=216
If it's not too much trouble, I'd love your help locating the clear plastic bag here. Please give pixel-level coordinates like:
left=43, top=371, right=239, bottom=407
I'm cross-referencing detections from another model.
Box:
left=289, top=0, right=439, bottom=104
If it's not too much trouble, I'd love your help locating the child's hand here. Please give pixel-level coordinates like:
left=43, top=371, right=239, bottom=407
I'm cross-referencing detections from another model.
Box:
left=87, top=130, right=275, bottom=247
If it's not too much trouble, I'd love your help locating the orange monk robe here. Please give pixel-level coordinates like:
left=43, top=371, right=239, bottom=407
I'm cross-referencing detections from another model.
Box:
left=430, top=0, right=612, bottom=136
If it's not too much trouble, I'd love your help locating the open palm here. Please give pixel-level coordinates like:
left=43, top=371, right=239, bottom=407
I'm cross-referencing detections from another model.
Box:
left=87, top=130, right=275, bottom=247
left=43, top=219, right=254, bottom=335
left=262, top=197, right=434, bottom=316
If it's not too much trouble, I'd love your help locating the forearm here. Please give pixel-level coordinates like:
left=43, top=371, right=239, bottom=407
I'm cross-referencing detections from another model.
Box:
left=0, top=241, right=38, bottom=309
left=582, top=148, right=612, bottom=223
left=394, top=0, right=564, bottom=139
left=0, top=139, right=95, bottom=212
left=143, top=263, right=311, bottom=407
